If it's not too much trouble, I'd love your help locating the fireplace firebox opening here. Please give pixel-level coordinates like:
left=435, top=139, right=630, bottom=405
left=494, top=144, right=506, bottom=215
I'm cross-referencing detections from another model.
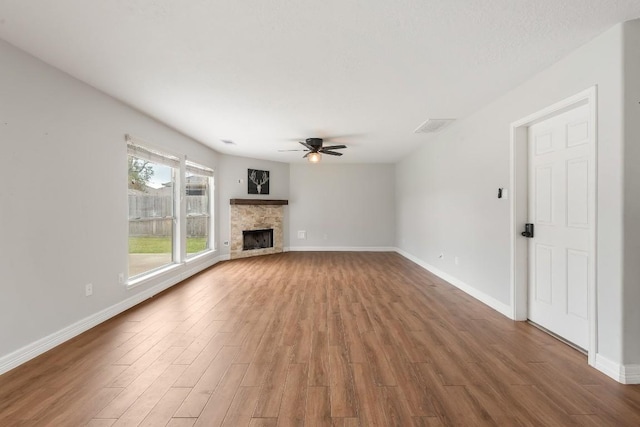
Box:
left=243, top=228, right=274, bottom=251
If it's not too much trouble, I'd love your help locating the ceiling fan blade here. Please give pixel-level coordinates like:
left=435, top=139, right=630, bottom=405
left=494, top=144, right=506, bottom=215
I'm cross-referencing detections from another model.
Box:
left=320, top=150, right=343, bottom=156
left=321, top=145, right=346, bottom=150
left=303, top=152, right=310, bottom=158
left=278, top=149, right=309, bottom=152
left=322, top=134, right=362, bottom=140
left=299, top=141, right=315, bottom=151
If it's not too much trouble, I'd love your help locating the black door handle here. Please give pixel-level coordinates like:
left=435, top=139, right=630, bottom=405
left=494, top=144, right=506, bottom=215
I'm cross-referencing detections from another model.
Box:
left=521, top=223, right=534, bottom=238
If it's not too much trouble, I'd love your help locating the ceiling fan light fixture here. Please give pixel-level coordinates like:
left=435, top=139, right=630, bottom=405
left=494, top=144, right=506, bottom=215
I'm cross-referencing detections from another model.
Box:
left=308, top=152, right=321, bottom=163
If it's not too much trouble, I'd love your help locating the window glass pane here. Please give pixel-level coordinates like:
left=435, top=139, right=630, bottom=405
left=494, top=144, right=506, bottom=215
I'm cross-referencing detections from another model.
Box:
left=186, top=171, right=210, bottom=257
left=128, top=155, right=175, bottom=277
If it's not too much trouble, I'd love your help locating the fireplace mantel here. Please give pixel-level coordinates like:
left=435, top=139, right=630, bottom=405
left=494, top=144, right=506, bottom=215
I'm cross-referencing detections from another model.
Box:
left=230, top=199, right=289, bottom=205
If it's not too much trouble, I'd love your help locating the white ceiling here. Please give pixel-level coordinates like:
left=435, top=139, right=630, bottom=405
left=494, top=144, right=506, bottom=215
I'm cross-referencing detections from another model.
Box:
left=1, top=1, right=639, bottom=163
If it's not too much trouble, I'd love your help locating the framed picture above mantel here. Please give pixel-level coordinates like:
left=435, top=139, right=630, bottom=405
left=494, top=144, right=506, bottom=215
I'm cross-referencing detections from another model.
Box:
left=248, top=169, right=270, bottom=194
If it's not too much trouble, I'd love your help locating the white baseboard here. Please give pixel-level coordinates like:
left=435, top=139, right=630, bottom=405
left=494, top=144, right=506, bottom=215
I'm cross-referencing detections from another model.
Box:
left=624, top=364, right=640, bottom=384
left=595, top=354, right=640, bottom=384
left=394, top=248, right=512, bottom=318
left=0, top=255, right=225, bottom=376
left=289, top=246, right=396, bottom=252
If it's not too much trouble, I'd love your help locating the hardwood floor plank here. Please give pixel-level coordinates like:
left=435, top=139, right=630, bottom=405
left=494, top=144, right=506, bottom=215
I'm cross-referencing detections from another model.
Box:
left=381, top=386, right=416, bottom=427
left=221, top=386, right=261, bottom=427
left=413, top=416, right=444, bottom=426
left=306, top=386, right=332, bottom=427
left=167, top=418, right=196, bottom=427
left=361, top=331, right=396, bottom=386
left=139, top=387, right=191, bottom=427
left=253, top=345, right=292, bottom=417
left=113, top=364, right=187, bottom=426
left=309, top=330, right=330, bottom=386
left=174, top=345, right=240, bottom=417
left=505, top=384, right=577, bottom=426
left=43, top=386, right=124, bottom=426
left=291, top=320, right=313, bottom=363
left=340, top=311, right=367, bottom=364
left=331, top=418, right=360, bottom=427
left=382, top=343, right=436, bottom=416
left=173, top=321, right=226, bottom=365
left=249, top=418, right=278, bottom=427
left=193, top=363, right=248, bottom=426
left=172, top=332, right=231, bottom=387
left=328, top=345, right=357, bottom=417
left=87, top=419, right=117, bottom=427
left=96, top=346, right=185, bottom=419
left=352, top=363, right=388, bottom=426
left=277, top=363, right=308, bottom=427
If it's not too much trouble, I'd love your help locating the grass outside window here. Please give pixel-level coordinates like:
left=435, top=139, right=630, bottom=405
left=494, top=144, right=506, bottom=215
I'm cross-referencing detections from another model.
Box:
left=129, top=236, right=207, bottom=254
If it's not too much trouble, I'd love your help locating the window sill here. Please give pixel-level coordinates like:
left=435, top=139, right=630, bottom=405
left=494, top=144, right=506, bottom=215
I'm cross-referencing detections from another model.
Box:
left=126, top=263, right=182, bottom=290
left=185, top=249, right=215, bottom=263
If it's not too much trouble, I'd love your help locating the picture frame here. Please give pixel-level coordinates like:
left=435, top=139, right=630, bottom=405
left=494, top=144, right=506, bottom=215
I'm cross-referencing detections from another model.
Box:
left=248, top=169, right=270, bottom=194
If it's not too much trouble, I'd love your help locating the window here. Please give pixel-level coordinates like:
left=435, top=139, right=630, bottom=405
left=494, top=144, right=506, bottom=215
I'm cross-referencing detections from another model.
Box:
left=126, top=135, right=216, bottom=282
left=127, top=138, right=179, bottom=278
left=185, top=160, right=214, bottom=258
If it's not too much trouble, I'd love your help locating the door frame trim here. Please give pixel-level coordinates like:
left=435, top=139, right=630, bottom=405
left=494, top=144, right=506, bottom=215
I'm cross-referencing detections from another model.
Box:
left=509, top=86, right=597, bottom=366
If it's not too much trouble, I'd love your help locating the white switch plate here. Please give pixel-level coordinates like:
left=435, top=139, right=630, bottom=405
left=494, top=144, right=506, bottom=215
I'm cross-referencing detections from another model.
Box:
left=298, top=230, right=306, bottom=239
left=85, top=283, right=93, bottom=297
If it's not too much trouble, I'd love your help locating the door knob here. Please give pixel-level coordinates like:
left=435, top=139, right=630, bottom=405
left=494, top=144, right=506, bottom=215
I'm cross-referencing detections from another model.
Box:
left=521, top=223, right=534, bottom=238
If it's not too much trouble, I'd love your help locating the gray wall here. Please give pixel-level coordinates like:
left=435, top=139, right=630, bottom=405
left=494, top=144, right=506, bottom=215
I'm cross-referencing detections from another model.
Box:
left=0, top=39, right=219, bottom=362
left=396, top=23, right=627, bottom=365
left=289, top=163, right=395, bottom=249
left=623, top=20, right=640, bottom=365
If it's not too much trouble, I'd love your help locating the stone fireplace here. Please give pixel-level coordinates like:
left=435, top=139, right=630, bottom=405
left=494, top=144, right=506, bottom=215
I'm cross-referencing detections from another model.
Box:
left=229, top=199, right=288, bottom=259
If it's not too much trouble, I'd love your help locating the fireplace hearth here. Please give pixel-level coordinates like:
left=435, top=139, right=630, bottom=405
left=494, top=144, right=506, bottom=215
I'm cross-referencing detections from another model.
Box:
left=243, top=229, right=274, bottom=251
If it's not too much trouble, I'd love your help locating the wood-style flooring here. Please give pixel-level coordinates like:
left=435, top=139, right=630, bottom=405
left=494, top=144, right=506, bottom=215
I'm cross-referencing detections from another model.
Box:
left=1, top=252, right=639, bottom=426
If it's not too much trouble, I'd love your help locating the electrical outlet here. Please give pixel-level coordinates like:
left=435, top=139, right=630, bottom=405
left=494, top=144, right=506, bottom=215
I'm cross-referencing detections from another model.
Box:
left=85, top=283, right=93, bottom=297
left=298, top=230, right=307, bottom=239
left=118, top=273, right=125, bottom=284
left=223, top=241, right=229, bottom=246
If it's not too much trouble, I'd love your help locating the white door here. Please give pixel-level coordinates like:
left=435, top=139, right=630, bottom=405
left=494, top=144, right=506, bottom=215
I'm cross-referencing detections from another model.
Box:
left=527, top=103, right=592, bottom=350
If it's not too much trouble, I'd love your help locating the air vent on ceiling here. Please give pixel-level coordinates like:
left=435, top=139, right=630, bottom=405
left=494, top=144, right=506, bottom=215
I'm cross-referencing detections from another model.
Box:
left=414, top=118, right=455, bottom=134
left=221, top=139, right=236, bottom=145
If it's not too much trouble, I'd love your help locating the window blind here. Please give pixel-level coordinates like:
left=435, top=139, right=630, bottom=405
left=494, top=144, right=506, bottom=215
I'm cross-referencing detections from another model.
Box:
left=185, top=160, right=214, bottom=177
left=126, top=134, right=180, bottom=169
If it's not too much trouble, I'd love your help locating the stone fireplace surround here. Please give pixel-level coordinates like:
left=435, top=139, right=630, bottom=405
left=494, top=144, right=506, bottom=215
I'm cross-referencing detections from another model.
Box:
left=229, top=199, right=288, bottom=259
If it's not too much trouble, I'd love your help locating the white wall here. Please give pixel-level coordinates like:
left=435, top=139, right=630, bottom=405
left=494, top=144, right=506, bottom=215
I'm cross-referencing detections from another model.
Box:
left=396, top=24, right=626, bottom=365
left=623, top=20, right=640, bottom=366
left=216, top=154, right=290, bottom=257
left=0, top=39, right=220, bottom=368
left=289, top=163, right=395, bottom=249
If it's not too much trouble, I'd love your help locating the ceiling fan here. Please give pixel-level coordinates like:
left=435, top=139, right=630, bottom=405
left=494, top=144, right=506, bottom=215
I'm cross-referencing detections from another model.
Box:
left=278, top=138, right=347, bottom=163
